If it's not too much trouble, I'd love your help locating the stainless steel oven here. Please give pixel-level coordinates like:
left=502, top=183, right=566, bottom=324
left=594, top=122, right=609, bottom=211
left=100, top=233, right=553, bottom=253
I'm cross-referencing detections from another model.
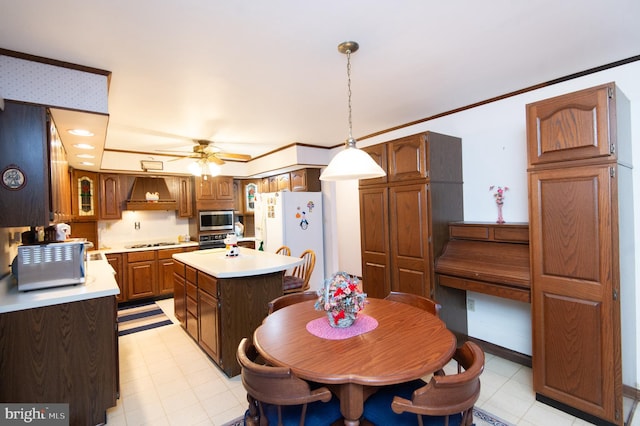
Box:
left=198, top=233, right=228, bottom=250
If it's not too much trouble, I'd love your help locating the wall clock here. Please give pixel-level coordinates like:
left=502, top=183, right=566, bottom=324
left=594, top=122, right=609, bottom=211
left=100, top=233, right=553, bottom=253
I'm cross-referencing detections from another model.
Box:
left=1, top=164, right=27, bottom=190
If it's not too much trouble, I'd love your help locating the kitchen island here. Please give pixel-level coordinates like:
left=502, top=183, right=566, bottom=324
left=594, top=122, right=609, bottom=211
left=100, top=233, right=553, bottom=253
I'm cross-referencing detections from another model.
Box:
left=172, top=247, right=304, bottom=376
left=0, top=257, right=120, bottom=425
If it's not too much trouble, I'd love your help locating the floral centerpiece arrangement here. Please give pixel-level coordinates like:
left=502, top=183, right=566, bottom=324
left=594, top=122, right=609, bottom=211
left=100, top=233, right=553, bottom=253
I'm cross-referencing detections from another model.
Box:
left=315, top=272, right=367, bottom=328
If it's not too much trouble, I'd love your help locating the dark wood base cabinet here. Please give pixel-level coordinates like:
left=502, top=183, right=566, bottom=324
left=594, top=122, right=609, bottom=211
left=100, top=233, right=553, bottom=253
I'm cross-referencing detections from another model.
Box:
left=0, top=296, right=119, bottom=425
left=173, top=261, right=283, bottom=377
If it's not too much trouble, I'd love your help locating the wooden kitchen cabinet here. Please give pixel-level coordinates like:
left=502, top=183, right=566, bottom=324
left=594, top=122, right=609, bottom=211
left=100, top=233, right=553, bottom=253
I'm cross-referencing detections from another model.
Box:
left=360, top=144, right=388, bottom=186
left=99, top=173, right=122, bottom=220
left=71, top=169, right=99, bottom=220
left=527, top=82, right=632, bottom=426
left=290, top=168, right=320, bottom=192
left=237, top=240, right=255, bottom=249
left=48, top=120, right=72, bottom=223
left=527, top=83, right=615, bottom=167
left=260, top=177, right=270, bottom=193
left=185, top=265, right=198, bottom=340
left=195, top=175, right=234, bottom=210
left=158, top=248, right=183, bottom=296
left=257, top=169, right=321, bottom=194
left=176, top=175, right=194, bottom=218
left=116, top=246, right=196, bottom=304
left=173, top=267, right=282, bottom=376
left=198, top=272, right=220, bottom=363
left=106, top=253, right=125, bottom=302
left=0, top=101, right=70, bottom=227
left=359, top=132, right=463, bottom=321
left=0, top=296, right=118, bottom=425
left=173, top=260, right=186, bottom=326
left=126, top=250, right=157, bottom=300
left=276, top=172, right=290, bottom=191
left=233, top=179, right=242, bottom=213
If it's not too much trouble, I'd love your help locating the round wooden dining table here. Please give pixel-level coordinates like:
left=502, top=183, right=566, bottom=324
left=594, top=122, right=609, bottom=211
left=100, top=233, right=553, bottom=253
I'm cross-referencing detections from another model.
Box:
left=253, top=298, right=457, bottom=425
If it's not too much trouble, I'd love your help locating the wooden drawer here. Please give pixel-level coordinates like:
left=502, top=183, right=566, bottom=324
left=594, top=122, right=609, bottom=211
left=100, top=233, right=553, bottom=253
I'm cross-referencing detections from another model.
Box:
left=186, top=281, right=198, bottom=301
left=450, top=225, right=488, bottom=240
left=173, top=260, right=185, bottom=277
left=438, top=274, right=530, bottom=303
left=186, top=311, right=198, bottom=341
left=127, top=250, right=156, bottom=262
left=186, top=265, right=197, bottom=283
left=493, top=227, right=528, bottom=243
left=448, top=222, right=529, bottom=244
left=198, top=272, right=218, bottom=297
left=186, top=293, right=198, bottom=315
left=158, top=247, right=183, bottom=259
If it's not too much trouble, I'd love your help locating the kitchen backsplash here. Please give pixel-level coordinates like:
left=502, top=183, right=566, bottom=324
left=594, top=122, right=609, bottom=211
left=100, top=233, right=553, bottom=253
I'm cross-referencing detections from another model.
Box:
left=97, top=210, right=189, bottom=249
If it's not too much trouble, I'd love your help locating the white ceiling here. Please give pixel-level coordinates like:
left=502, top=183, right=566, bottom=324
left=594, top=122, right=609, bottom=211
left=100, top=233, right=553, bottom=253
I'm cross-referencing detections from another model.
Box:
left=1, top=0, right=639, bottom=175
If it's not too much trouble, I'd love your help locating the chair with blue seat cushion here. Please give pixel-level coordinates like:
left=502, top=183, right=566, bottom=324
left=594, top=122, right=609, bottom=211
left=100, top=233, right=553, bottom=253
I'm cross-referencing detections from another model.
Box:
left=363, top=341, right=484, bottom=426
left=236, top=337, right=342, bottom=426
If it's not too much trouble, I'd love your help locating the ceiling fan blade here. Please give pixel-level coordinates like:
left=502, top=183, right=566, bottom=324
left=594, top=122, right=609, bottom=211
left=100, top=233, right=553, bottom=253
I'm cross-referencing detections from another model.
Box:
left=208, top=156, right=225, bottom=165
left=155, top=149, right=195, bottom=154
left=216, top=152, right=252, bottom=161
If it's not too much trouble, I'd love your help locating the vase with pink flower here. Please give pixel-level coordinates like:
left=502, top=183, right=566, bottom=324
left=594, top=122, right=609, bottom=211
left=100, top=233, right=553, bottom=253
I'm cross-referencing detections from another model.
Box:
left=315, top=272, right=367, bottom=328
left=490, top=185, right=509, bottom=224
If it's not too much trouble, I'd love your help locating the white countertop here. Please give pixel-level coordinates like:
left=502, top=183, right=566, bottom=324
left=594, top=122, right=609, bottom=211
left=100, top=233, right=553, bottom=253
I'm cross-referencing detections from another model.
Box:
left=173, top=247, right=304, bottom=278
left=99, top=241, right=199, bottom=254
left=0, top=258, right=120, bottom=314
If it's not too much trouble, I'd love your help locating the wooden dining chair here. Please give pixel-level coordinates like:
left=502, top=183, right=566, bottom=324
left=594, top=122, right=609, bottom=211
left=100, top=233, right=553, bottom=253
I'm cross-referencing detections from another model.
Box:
left=236, top=338, right=342, bottom=426
left=268, top=291, right=318, bottom=314
left=283, top=249, right=316, bottom=294
left=275, top=245, right=291, bottom=256
left=385, top=291, right=442, bottom=317
left=362, top=341, right=485, bottom=426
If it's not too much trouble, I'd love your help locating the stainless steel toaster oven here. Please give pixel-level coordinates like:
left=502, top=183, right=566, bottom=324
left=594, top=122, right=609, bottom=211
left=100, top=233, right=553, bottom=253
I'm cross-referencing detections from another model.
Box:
left=13, top=241, right=86, bottom=291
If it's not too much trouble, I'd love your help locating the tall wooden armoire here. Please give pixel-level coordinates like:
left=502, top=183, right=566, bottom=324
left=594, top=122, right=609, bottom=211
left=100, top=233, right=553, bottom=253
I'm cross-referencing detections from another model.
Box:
left=359, top=132, right=464, bottom=328
left=527, top=82, right=634, bottom=426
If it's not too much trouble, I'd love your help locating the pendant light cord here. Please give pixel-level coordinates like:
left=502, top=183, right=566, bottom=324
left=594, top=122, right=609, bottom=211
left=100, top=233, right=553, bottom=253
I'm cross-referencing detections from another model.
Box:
left=346, top=48, right=353, bottom=142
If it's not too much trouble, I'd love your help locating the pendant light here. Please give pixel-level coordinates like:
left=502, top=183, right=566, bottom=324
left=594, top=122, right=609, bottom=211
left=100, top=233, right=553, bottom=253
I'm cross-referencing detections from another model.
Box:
left=320, top=41, right=386, bottom=181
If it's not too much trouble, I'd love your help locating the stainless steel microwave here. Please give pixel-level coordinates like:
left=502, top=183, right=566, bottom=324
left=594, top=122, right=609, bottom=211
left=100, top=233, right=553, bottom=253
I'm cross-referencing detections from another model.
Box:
left=199, top=210, right=234, bottom=232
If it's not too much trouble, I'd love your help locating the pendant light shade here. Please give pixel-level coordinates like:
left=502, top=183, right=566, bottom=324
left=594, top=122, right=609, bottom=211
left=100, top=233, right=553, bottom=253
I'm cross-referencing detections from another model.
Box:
left=320, top=138, right=385, bottom=181
left=320, top=41, right=386, bottom=181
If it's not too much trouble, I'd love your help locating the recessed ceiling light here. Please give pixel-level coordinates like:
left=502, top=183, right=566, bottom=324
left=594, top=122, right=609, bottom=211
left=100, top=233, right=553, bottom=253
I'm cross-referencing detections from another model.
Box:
left=76, top=154, right=95, bottom=159
left=79, top=161, right=95, bottom=166
left=68, top=129, right=94, bottom=137
left=73, top=143, right=95, bottom=150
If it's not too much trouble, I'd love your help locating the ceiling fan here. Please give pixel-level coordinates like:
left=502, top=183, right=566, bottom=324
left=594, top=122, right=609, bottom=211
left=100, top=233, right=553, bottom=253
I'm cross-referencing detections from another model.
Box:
left=160, top=139, right=252, bottom=165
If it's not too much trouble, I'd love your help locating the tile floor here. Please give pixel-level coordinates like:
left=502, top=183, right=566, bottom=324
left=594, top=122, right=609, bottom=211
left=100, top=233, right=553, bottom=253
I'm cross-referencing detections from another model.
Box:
left=107, top=298, right=639, bottom=426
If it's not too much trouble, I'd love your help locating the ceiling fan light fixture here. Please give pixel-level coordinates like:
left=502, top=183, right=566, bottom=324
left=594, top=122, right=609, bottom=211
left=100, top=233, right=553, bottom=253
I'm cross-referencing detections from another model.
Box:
left=320, top=41, right=386, bottom=182
left=188, top=158, right=221, bottom=180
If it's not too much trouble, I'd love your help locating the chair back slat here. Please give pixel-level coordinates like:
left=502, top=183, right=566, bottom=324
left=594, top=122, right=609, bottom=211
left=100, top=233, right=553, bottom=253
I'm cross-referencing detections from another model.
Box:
left=268, top=291, right=318, bottom=314
left=385, top=291, right=441, bottom=317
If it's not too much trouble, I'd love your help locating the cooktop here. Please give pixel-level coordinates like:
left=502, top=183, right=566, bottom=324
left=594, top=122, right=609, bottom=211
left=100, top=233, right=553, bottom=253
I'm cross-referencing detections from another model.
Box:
left=124, top=242, right=177, bottom=249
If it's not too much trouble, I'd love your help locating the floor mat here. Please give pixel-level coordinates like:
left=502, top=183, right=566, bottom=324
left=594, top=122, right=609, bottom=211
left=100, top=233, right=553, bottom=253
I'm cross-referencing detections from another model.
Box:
left=117, top=301, right=173, bottom=336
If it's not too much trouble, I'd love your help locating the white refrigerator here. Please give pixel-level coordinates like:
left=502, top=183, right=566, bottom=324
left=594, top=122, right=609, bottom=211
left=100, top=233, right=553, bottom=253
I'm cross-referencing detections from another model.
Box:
left=254, top=191, right=325, bottom=290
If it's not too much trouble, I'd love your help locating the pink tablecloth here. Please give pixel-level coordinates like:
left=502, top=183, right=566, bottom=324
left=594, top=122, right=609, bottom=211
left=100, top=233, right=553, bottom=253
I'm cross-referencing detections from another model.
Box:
left=306, top=314, right=378, bottom=340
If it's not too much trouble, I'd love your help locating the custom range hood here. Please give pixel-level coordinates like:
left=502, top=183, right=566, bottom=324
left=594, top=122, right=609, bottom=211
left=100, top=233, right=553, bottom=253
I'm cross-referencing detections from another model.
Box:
left=126, top=177, right=177, bottom=210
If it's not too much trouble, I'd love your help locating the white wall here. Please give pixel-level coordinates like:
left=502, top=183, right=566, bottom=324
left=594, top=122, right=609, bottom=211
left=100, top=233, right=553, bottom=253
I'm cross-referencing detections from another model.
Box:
left=97, top=210, right=190, bottom=248
left=326, top=60, right=640, bottom=386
